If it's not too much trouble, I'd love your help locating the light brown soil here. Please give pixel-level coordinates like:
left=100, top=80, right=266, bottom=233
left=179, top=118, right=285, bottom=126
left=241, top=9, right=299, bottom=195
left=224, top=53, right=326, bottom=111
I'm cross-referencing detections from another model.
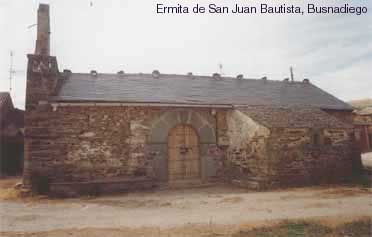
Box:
left=1, top=217, right=371, bottom=237
left=0, top=177, right=22, bottom=201
left=0, top=177, right=21, bottom=189
left=0, top=178, right=371, bottom=237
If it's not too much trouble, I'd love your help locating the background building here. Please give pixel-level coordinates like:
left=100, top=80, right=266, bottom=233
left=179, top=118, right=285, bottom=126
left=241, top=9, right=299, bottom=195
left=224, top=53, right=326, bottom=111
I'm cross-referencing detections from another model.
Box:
left=0, top=92, right=24, bottom=176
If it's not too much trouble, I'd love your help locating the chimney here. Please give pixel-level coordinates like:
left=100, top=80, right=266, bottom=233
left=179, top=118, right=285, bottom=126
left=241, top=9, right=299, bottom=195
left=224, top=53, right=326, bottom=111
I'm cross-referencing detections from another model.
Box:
left=303, top=78, right=310, bottom=84
left=152, top=70, right=160, bottom=78
left=35, top=4, right=50, bottom=56
left=187, top=72, right=195, bottom=79
left=90, top=70, right=98, bottom=77
left=212, top=73, right=221, bottom=80
left=63, top=69, right=72, bottom=77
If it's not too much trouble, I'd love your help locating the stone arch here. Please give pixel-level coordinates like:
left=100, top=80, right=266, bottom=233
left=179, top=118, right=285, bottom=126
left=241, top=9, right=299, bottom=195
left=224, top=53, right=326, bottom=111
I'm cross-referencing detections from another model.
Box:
left=148, top=110, right=216, bottom=144
left=146, top=109, right=217, bottom=182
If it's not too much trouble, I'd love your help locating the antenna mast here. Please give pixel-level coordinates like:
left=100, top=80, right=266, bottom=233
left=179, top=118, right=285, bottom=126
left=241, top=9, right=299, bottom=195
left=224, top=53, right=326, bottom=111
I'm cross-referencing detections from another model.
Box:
left=290, top=66, right=294, bottom=82
left=9, top=51, right=15, bottom=94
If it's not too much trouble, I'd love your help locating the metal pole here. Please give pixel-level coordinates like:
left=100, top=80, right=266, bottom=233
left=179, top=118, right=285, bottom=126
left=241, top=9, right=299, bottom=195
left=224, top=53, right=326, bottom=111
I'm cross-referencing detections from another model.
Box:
left=290, top=66, right=294, bottom=82
left=9, top=51, right=14, bottom=93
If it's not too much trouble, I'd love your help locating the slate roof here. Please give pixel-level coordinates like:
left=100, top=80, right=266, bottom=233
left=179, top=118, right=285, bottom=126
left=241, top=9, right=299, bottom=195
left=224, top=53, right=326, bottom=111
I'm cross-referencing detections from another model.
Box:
left=0, top=92, right=24, bottom=138
left=239, top=106, right=352, bottom=129
left=0, top=92, right=14, bottom=123
left=0, top=92, right=13, bottom=111
left=52, top=73, right=353, bottom=110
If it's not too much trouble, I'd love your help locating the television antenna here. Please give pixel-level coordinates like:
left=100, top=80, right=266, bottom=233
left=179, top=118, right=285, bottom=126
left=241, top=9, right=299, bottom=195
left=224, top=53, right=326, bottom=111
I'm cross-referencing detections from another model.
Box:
left=9, top=51, right=15, bottom=94
left=8, top=51, right=26, bottom=102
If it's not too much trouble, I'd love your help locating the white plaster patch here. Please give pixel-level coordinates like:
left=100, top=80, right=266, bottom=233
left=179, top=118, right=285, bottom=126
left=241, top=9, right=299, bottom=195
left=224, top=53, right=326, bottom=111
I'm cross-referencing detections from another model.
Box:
left=227, top=110, right=270, bottom=148
left=130, top=122, right=149, bottom=131
left=79, top=132, right=95, bottom=138
left=195, top=111, right=211, bottom=128
left=67, top=141, right=113, bottom=162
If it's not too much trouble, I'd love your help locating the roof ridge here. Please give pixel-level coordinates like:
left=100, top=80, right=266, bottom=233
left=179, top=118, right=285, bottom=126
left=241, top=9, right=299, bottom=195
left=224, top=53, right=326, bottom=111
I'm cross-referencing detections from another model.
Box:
left=65, top=72, right=312, bottom=84
left=55, top=72, right=353, bottom=110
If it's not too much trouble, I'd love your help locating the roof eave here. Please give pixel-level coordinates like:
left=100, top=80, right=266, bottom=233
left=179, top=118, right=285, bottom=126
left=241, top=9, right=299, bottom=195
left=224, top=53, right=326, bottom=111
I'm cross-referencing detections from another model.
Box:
left=48, top=100, right=234, bottom=108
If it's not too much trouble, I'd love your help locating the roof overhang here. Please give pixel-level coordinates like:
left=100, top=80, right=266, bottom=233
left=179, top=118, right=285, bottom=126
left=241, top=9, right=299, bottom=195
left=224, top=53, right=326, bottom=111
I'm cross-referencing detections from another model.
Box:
left=48, top=101, right=233, bottom=110
left=47, top=100, right=354, bottom=112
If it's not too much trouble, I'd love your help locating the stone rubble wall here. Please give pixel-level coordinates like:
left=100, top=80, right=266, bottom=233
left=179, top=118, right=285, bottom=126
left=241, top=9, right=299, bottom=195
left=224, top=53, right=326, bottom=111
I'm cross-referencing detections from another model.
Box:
left=24, top=105, right=224, bottom=191
left=323, top=109, right=354, bottom=124
left=24, top=100, right=359, bottom=194
left=266, top=127, right=356, bottom=188
left=223, top=109, right=358, bottom=189
left=224, top=110, right=271, bottom=188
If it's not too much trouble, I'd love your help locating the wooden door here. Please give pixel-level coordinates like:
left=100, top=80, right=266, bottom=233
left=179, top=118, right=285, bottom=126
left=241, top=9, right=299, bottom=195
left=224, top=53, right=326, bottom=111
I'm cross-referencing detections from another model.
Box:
left=168, top=124, right=200, bottom=181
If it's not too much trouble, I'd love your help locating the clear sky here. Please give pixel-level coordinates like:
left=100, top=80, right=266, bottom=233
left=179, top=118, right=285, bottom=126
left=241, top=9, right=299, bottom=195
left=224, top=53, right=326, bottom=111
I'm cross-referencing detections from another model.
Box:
left=0, top=0, right=371, bottom=108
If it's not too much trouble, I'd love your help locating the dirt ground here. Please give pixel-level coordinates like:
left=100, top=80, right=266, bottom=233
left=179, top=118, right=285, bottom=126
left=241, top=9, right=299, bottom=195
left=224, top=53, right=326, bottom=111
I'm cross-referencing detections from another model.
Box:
left=0, top=178, right=371, bottom=237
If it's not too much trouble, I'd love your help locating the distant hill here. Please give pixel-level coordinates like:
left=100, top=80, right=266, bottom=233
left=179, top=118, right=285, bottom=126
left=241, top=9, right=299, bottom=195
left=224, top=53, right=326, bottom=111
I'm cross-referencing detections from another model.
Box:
left=348, top=98, right=372, bottom=110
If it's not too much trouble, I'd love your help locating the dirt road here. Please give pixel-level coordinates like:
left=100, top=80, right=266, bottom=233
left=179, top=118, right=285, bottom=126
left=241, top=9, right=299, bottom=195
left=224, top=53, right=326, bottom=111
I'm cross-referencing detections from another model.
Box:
left=1, top=185, right=371, bottom=235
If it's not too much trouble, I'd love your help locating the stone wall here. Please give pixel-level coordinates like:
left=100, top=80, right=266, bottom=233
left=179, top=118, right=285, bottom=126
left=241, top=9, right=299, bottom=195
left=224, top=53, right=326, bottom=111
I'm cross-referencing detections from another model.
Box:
left=266, top=127, right=356, bottom=187
left=24, top=98, right=359, bottom=194
left=224, top=110, right=271, bottom=188
left=222, top=107, right=358, bottom=189
left=24, top=105, right=225, bottom=193
left=354, top=113, right=372, bottom=125
left=323, top=109, right=354, bottom=124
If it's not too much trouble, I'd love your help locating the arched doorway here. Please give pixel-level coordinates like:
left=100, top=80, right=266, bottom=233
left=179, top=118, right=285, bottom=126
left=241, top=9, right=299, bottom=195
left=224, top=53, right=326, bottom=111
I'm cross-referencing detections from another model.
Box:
left=168, top=124, right=200, bottom=181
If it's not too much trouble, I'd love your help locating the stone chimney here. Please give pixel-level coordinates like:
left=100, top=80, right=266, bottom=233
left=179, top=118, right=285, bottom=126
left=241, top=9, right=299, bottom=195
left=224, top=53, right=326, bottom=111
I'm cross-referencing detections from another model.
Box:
left=26, top=4, right=59, bottom=108
left=24, top=4, right=59, bottom=190
left=35, top=4, right=50, bottom=55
